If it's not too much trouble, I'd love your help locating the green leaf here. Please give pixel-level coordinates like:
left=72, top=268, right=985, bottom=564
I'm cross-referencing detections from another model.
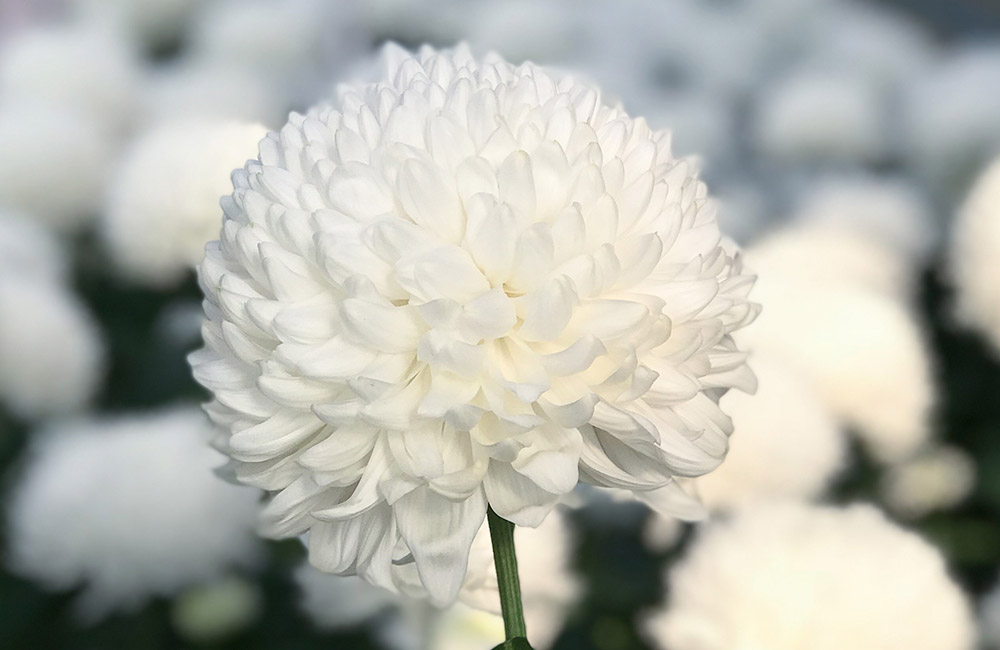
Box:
left=491, top=637, right=534, bottom=650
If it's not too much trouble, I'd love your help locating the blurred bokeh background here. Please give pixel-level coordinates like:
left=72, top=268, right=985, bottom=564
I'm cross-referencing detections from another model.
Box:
left=2, top=0, right=1000, bottom=648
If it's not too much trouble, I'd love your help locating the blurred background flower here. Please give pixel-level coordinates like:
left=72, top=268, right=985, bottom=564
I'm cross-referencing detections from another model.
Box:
left=0, top=0, right=999, bottom=649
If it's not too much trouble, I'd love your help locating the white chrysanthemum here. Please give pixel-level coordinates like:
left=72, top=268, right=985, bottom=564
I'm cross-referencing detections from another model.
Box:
left=0, top=209, right=66, bottom=283
left=0, top=277, right=104, bottom=419
left=880, top=446, right=976, bottom=519
left=646, top=502, right=975, bottom=650
left=903, top=44, right=1000, bottom=193
left=72, top=0, right=200, bottom=49
left=141, top=61, right=289, bottom=128
left=793, top=175, right=936, bottom=263
left=0, top=102, right=113, bottom=232
left=754, top=67, right=887, bottom=163
left=696, top=354, right=845, bottom=510
left=191, top=43, right=758, bottom=605
left=747, top=224, right=912, bottom=300
left=6, top=409, right=262, bottom=619
left=950, top=157, right=1000, bottom=353
left=297, top=508, right=578, bottom=648
left=103, top=120, right=268, bottom=287
left=0, top=25, right=140, bottom=134
left=743, top=255, right=933, bottom=463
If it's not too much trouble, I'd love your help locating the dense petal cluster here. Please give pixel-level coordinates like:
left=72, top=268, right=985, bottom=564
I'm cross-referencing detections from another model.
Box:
left=191, top=44, right=757, bottom=604
left=646, top=503, right=975, bottom=650
left=6, top=409, right=262, bottom=619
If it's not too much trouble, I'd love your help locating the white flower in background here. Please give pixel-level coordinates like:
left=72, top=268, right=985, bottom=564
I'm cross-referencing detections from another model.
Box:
left=696, top=354, right=846, bottom=510
left=744, top=255, right=933, bottom=463
left=0, top=102, right=112, bottom=232
left=754, top=67, right=887, bottom=163
left=0, top=24, right=140, bottom=135
left=0, top=209, right=66, bottom=283
left=141, top=61, right=289, bottom=128
left=71, top=0, right=201, bottom=50
left=189, top=0, right=365, bottom=106
left=103, top=120, right=268, bottom=287
left=748, top=224, right=912, bottom=300
left=646, top=502, right=975, bottom=650
left=950, top=156, right=1000, bottom=354
left=904, top=44, right=1000, bottom=194
left=0, top=278, right=104, bottom=419
left=297, top=508, right=579, bottom=649
left=641, top=514, right=685, bottom=553
left=880, top=446, right=976, bottom=519
left=191, top=43, right=758, bottom=605
left=793, top=175, right=936, bottom=263
left=6, top=409, right=262, bottom=620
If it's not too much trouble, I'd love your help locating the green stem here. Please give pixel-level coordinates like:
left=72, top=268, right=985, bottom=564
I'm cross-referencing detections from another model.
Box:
left=487, top=506, right=527, bottom=641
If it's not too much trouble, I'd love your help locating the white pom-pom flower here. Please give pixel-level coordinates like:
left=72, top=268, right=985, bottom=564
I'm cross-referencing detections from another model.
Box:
left=745, top=245, right=933, bottom=463
left=190, top=44, right=758, bottom=606
left=103, top=119, right=267, bottom=288
left=0, top=209, right=66, bottom=283
left=0, top=102, right=113, bottom=232
left=6, top=409, right=262, bottom=619
left=793, top=175, right=936, bottom=264
left=950, top=156, right=1000, bottom=354
left=0, top=25, right=140, bottom=134
left=695, top=353, right=845, bottom=510
left=645, top=502, right=975, bottom=650
left=0, top=277, right=104, bottom=419
left=754, top=67, right=887, bottom=164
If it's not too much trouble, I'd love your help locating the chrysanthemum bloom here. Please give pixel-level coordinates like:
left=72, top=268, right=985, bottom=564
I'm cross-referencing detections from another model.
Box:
left=103, top=119, right=267, bottom=287
left=950, top=156, right=1000, bottom=354
left=0, top=277, right=104, bottom=419
left=191, top=44, right=758, bottom=605
left=696, top=353, right=845, bottom=510
left=6, top=409, right=261, bottom=619
left=645, top=502, right=975, bottom=650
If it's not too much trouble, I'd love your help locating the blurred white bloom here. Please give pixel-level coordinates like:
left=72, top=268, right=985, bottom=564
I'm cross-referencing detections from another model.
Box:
left=748, top=224, right=911, bottom=299
left=793, top=175, right=936, bottom=263
left=295, top=570, right=397, bottom=631
left=0, top=25, right=140, bottom=134
left=72, top=0, right=200, bottom=49
left=744, top=261, right=933, bottom=463
left=950, top=157, right=1000, bottom=353
left=0, top=209, right=66, bottom=282
left=646, top=502, right=975, bottom=650
left=0, top=102, right=112, bottom=232
left=7, top=409, right=262, bottom=620
left=298, top=508, right=578, bottom=648
left=191, top=44, right=757, bottom=604
left=0, top=277, right=104, bottom=419
left=103, top=119, right=267, bottom=287
left=189, top=0, right=365, bottom=106
left=696, top=354, right=846, bottom=510
left=754, top=68, right=886, bottom=163
left=880, top=446, right=976, bottom=519
left=171, top=577, right=263, bottom=644
left=142, top=61, right=289, bottom=128
left=904, top=44, right=1000, bottom=193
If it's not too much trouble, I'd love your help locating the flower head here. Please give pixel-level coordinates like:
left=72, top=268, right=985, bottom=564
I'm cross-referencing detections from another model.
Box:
left=6, top=409, right=261, bottom=619
left=191, top=43, right=757, bottom=605
left=646, top=502, right=975, bottom=650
